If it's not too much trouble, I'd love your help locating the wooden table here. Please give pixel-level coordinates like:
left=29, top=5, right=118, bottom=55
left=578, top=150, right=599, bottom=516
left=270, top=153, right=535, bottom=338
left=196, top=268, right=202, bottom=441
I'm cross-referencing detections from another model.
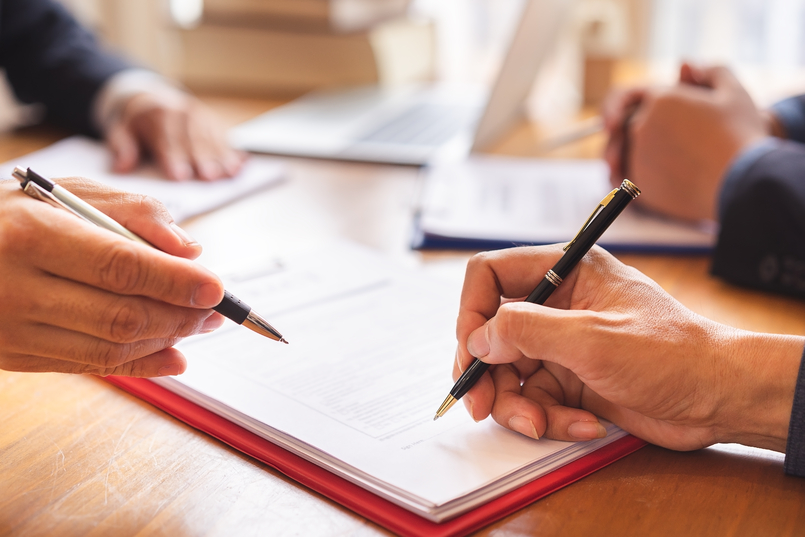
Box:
left=2, top=96, right=805, bottom=537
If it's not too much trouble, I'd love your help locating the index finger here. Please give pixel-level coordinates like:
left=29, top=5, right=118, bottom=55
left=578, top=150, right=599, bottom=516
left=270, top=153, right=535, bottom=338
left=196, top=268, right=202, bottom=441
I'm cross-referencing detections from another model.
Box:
left=458, top=245, right=568, bottom=332
left=8, top=200, right=223, bottom=308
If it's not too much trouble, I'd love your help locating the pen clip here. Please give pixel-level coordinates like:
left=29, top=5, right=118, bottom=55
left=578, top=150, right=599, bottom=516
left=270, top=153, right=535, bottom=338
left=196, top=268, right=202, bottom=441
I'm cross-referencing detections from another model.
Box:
left=563, top=188, right=618, bottom=251
left=14, top=167, right=96, bottom=225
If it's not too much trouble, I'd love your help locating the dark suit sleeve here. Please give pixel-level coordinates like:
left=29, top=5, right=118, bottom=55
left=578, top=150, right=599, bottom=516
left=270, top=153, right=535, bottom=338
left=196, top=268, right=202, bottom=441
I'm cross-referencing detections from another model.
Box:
left=711, top=138, right=805, bottom=298
left=771, top=95, right=805, bottom=144
left=0, top=0, right=131, bottom=135
left=786, top=348, right=805, bottom=477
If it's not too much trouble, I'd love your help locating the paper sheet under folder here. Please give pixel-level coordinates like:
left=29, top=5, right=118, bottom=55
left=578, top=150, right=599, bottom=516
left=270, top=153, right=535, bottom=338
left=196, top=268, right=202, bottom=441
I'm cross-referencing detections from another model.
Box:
left=104, top=243, right=646, bottom=536
left=413, top=156, right=716, bottom=253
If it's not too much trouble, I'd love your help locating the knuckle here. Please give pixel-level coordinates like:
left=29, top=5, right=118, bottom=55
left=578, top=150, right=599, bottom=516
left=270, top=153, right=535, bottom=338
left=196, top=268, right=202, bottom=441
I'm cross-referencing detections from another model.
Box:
left=105, top=300, right=150, bottom=343
left=89, top=338, right=130, bottom=369
left=495, top=302, right=536, bottom=348
left=174, top=312, right=204, bottom=337
left=96, top=243, right=146, bottom=294
left=466, top=251, right=495, bottom=274
left=108, top=360, right=141, bottom=378
left=129, top=193, right=170, bottom=221
left=495, top=304, right=521, bottom=342
left=0, top=208, right=39, bottom=257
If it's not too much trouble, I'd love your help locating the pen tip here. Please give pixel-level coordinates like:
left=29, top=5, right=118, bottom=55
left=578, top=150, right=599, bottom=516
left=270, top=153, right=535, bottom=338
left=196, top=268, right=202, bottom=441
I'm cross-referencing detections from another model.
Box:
left=280, top=338, right=289, bottom=344
left=433, top=415, right=440, bottom=421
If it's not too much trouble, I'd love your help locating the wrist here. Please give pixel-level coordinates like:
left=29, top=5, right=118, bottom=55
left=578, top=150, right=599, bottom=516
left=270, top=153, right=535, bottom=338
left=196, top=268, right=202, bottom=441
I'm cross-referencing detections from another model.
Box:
left=93, top=69, right=187, bottom=134
left=714, top=330, right=804, bottom=451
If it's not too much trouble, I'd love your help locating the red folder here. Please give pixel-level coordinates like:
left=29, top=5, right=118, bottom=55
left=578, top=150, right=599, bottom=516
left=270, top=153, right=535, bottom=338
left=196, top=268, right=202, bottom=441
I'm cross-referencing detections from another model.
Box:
left=105, top=377, right=646, bottom=537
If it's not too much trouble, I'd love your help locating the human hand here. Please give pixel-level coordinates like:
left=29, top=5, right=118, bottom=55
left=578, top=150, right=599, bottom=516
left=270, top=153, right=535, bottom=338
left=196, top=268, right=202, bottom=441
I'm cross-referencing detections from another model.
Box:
left=602, top=64, right=768, bottom=221
left=455, top=245, right=804, bottom=452
left=106, top=92, right=247, bottom=182
left=0, top=178, right=226, bottom=376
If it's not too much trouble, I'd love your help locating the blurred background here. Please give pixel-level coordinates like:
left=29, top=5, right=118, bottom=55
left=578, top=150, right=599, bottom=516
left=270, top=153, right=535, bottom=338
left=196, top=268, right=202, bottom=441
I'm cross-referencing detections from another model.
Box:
left=15, top=0, right=805, bottom=129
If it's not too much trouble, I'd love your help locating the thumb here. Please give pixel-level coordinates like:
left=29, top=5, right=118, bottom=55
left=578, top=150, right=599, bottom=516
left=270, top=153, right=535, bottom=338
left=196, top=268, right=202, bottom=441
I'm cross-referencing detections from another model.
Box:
left=107, top=122, right=141, bottom=174
left=679, top=62, right=706, bottom=86
left=468, top=301, right=601, bottom=371
left=684, top=64, right=743, bottom=93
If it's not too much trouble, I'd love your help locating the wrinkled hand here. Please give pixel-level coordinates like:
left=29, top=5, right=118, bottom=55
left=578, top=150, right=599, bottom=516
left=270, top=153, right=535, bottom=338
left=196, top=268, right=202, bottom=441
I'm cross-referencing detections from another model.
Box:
left=602, top=63, right=768, bottom=221
left=106, top=92, right=246, bottom=182
left=455, top=245, right=804, bottom=452
left=0, top=178, right=226, bottom=376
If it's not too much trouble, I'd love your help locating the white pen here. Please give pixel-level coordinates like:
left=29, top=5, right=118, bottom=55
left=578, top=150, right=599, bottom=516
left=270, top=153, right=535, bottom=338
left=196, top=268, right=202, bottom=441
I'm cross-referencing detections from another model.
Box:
left=12, top=166, right=288, bottom=344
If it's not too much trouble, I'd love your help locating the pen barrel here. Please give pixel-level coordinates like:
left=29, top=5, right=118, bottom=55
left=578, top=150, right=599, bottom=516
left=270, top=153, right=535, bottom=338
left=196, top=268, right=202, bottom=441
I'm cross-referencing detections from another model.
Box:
left=551, top=188, right=634, bottom=280
left=525, top=277, right=558, bottom=305
left=213, top=291, right=251, bottom=325
left=51, top=185, right=152, bottom=247
left=450, top=359, right=490, bottom=400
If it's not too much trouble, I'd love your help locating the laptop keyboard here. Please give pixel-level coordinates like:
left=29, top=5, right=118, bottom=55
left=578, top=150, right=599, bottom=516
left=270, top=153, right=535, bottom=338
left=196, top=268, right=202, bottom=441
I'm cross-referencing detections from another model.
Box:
left=357, top=103, right=477, bottom=146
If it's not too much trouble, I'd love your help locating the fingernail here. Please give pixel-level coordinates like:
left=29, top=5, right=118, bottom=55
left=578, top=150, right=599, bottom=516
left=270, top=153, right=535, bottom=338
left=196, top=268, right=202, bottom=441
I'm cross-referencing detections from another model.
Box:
left=568, top=421, right=607, bottom=440
left=171, top=161, right=192, bottom=181
left=170, top=222, right=199, bottom=247
left=201, top=313, right=226, bottom=333
left=193, top=281, right=222, bottom=308
left=467, top=327, right=490, bottom=358
left=158, top=364, right=182, bottom=377
left=509, top=416, right=539, bottom=440
left=198, top=161, right=222, bottom=181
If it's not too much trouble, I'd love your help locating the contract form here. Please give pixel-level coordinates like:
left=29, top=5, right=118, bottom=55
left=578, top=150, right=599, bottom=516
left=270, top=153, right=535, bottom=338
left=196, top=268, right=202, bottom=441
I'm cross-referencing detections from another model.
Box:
left=414, top=156, right=716, bottom=252
left=155, top=242, right=628, bottom=522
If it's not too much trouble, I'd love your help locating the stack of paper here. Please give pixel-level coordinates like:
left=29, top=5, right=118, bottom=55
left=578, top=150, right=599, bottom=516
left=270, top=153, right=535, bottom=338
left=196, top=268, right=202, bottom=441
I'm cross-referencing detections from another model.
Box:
left=158, top=243, right=627, bottom=522
left=3, top=136, right=284, bottom=222
left=414, top=156, right=716, bottom=253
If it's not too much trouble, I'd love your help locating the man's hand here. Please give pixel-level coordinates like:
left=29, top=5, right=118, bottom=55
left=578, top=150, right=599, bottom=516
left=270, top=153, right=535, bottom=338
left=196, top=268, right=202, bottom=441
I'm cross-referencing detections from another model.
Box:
left=0, top=178, right=226, bottom=377
left=602, top=64, right=768, bottom=221
left=455, top=245, right=804, bottom=452
left=106, top=92, right=246, bottom=182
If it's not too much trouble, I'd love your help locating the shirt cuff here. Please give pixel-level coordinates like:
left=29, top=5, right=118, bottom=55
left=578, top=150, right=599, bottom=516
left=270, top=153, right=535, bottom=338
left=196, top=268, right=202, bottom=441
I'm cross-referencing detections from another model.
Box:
left=91, top=69, right=187, bottom=134
left=785, top=346, right=805, bottom=476
left=771, top=97, right=805, bottom=144
left=718, top=137, right=782, bottom=221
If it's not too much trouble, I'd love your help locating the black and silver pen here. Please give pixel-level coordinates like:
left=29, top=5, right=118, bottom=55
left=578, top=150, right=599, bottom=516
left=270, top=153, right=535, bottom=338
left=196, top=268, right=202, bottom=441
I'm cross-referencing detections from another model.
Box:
left=12, top=166, right=288, bottom=344
left=434, top=179, right=640, bottom=420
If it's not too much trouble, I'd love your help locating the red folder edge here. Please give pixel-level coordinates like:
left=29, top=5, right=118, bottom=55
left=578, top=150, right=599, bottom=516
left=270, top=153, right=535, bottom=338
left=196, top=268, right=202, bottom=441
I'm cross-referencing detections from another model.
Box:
left=104, top=376, right=646, bottom=537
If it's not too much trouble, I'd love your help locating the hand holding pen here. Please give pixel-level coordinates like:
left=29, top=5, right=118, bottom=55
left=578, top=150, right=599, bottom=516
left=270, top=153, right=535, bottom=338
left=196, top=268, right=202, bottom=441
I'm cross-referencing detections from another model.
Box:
left=0, top=170, right=284, bottom=378
left=601, top=62, right=767, bottom=222
left=436, top=180, right=640, bottom=420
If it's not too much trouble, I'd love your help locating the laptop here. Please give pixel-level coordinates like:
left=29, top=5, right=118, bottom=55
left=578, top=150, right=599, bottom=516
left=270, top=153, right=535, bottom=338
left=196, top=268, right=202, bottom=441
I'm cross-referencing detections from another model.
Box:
left=229, top=0, right=570, bottom=165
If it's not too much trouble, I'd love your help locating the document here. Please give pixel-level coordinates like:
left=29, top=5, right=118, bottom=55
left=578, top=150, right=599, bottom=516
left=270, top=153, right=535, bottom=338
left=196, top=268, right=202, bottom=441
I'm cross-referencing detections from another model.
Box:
left=414, top=156, right=716, bottom=252
left=3, top=136, right=284, bottom=222
left=156, top=242, right=628, bottom=522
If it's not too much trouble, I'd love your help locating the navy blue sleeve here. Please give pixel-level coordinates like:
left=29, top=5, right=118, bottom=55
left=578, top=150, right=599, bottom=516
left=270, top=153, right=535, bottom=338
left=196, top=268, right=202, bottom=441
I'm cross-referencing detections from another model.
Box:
left=0, top=0, right=131, bottom=135
left=711, top=139, right=805, bottom=298
left=786, top=348, right=805, bottom=477
left=771, top=95, right=805, bottom=144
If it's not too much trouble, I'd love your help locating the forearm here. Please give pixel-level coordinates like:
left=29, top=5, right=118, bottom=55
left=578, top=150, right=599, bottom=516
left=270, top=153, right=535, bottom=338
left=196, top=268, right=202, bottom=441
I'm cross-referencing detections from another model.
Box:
left=0, top=0, right=130, bottom=134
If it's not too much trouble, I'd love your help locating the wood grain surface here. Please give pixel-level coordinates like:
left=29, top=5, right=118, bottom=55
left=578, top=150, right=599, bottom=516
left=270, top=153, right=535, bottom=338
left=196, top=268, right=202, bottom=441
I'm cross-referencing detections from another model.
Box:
left=1, top=96, right=804, bottom=537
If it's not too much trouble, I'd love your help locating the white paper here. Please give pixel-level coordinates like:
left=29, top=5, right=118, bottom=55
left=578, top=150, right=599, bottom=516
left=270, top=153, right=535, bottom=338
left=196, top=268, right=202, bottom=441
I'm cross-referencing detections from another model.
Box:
left=3, top=136, right=284, bottom=222
left=417, top=156, right=716, bottom=251
left=156, top=243, right=627, bottom=522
